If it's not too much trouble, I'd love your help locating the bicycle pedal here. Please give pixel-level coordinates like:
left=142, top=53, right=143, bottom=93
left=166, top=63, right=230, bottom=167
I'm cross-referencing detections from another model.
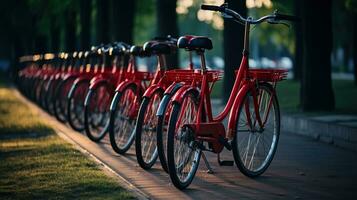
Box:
left=218, top=160, right=234, bottom=166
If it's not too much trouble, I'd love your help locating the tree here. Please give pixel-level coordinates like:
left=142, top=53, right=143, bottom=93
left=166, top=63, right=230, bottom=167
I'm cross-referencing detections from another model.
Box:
left=65, top=9, right=77, bottom=52
left=346, top=0, right=357, bottom=85
left=223, top=0, right=247, bottom=103
left=352, top=15, right=357, bottom=85
left=156, top=0, right=178, bottom=69
left=111, top=0, right=136, bottom=44
left=80, top=0, right=92, bottom=50
left=300, top=0, right=335, bottom=111
left=293, top=0, right=302, bottom=81
left=96, top=0, right=110, bottom=44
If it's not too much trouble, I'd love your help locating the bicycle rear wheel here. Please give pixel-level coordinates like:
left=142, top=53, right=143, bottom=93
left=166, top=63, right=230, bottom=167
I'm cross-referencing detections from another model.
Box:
left=232, top=82, right=280, bottom=177
left=167, top=90, right=201, bottom=190
left=135, top=89, right=163, bottom=169
left=109, top=84, right=140, bottom=154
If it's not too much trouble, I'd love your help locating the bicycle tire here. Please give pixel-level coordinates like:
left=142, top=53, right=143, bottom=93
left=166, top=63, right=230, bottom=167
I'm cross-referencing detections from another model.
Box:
left=109, top=84, right=140, bottom=154
left=84, top=82, right=113, bottom=142
left=135, top=89, right=163, bottom=170
left=167, top=89, right=201, bottom=190
left=232, top=82, right=280, bottom=177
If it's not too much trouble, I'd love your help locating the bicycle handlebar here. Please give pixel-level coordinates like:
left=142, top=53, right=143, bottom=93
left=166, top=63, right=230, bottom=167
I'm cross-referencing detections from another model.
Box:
left=201, top=4, right=300, bottom=25
left=201, top=4, right=224, bottom=12
left=274, top=13, right=300, bottom=22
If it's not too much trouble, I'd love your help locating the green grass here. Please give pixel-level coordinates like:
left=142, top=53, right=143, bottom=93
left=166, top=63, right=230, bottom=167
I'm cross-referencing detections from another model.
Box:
left=211, top=77, right=357, bottom=114
left=276, top=79, right=357, bottom=114
left=0, top=76, right=133, bottom=199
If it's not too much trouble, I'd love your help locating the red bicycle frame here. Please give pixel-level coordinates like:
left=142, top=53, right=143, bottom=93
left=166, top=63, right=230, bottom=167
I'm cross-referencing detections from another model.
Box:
left=172, top=22, right=287, bottom=153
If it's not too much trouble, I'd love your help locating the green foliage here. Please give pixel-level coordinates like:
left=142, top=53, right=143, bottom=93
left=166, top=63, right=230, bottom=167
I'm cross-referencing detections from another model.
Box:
left=345, top=0, right=357, bottom=12
left=26, top=0, right=78, bottom=35
left=134, top=0, right=156, bottom=44
left=250, top=1, right=295, bottom=58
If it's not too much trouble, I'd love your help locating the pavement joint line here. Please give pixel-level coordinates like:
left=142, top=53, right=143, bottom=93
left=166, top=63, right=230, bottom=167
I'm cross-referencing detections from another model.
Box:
left=13, top=88, right=151, bottom=200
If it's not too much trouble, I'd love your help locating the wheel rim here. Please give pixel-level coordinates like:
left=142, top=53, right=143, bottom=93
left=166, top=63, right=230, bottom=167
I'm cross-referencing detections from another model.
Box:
left=70, top=83, right=88, bottom=129
left=88, top=85, right=111, bottom=138
left=140, top=93, right=162, bottom=164
left=113, top=87, right=138, bottom=149
left=235, top=87, right=278, bottom=173
left=173, top=95, right=200, bottom=183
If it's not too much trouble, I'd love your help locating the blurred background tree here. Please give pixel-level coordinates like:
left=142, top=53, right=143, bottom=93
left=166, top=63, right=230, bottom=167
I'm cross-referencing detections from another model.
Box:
left=0, top=0, right=356, bottom=113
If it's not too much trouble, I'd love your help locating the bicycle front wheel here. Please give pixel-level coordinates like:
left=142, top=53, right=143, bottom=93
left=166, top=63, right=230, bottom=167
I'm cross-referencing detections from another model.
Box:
left=167, top=90, right=201, bottom=190
left=68, top=80, right=90, bottom=132
left=232, top=82, right=280, bottom=177
left=84, top=83, right=113, bottom=142
left=135, top=89, right=163, bottom=169
left=109, top=84, right=140, bottom=154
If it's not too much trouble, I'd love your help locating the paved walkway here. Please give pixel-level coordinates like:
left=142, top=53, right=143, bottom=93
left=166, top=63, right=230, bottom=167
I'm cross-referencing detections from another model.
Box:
left=21, top=95, right=357, bottom=200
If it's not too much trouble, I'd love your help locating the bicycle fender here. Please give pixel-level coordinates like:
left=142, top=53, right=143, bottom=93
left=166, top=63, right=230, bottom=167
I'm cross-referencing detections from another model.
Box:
left=142, top=84, right=161, bottom=98
left=89, top=77, right=110, bottom=90
left=68, top=78, right=90, bottom=99
left=115, top=80, right=135, bottom=93
left=163, top=82, right=183, bottom=95
left=110, top=82, right=138, bottom=111
left=63, top=73, right=78, bottom=81
left=171, top=85, right=199, bottom=104
left=156, top=94, right=171, bottom=117
left=157, top=83, right=184, bottom=116
left=84, top=88, right=93, bottom=107
left=227, top=84, right=250, bottom=139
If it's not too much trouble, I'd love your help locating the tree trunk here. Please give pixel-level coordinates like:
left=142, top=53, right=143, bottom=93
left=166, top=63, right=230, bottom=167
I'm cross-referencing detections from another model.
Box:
left=96, top=0, right=110, bottom=44
left=156, top=0, right=178, bottom=69
left=300, top=0, right=335, bottom=111
left=65, top=10, right=77, bottom=52
left=111, top=0, right=136, bottom=44
left=223, top=0, right=246, bottom=103
left=293, top=0, right=302, bottom=81
left=50, top=16, right=60, bottom=52
left=353, top=13, right=357, bottom=85
left=80, top=0, right=91, bottom=50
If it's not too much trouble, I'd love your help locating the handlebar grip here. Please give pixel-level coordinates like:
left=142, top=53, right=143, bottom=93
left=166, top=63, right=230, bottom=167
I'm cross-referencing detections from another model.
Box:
left=275, top=13, right=300, bottom=22
left=201, top=4, right=223, bottom=12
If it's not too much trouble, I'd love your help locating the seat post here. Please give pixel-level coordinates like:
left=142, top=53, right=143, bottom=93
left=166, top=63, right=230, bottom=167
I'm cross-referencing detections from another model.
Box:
left=198, top=50, right=207, bottom=73
left=157, top=54, right=167, bottom=71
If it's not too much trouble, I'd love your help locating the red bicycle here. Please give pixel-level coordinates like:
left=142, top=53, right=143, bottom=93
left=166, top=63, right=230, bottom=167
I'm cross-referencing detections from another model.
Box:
left=67, top=43, right=126, bottom=132
left=107, top=44, right=154, bottom=154
left=134, top=37, right=205, bottom=170
left=83, top=43, right=131, bottom=142
left=165, top=4, right=298, bottom=189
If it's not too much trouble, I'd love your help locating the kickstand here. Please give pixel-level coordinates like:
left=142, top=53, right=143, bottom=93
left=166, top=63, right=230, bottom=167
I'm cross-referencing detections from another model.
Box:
left=201, top=152, right=214, bottom=174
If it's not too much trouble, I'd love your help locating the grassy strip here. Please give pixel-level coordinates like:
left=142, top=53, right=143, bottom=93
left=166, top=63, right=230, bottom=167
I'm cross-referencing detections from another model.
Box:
left=0, top=78, right=133, bottom=199
left=276, top=79, right=357, bottom=114
left=211, top=78, right=357, bottom=114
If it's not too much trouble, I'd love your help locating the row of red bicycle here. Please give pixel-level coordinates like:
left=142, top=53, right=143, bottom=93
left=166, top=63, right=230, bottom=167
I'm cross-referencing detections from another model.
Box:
left=17, top=4, right=297, bottom=189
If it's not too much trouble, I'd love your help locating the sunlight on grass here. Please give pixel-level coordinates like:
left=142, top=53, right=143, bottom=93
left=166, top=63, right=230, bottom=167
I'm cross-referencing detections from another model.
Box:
left=0, top=77, right=133, bottom=200
left=0, top=88, right=53, bottom=137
